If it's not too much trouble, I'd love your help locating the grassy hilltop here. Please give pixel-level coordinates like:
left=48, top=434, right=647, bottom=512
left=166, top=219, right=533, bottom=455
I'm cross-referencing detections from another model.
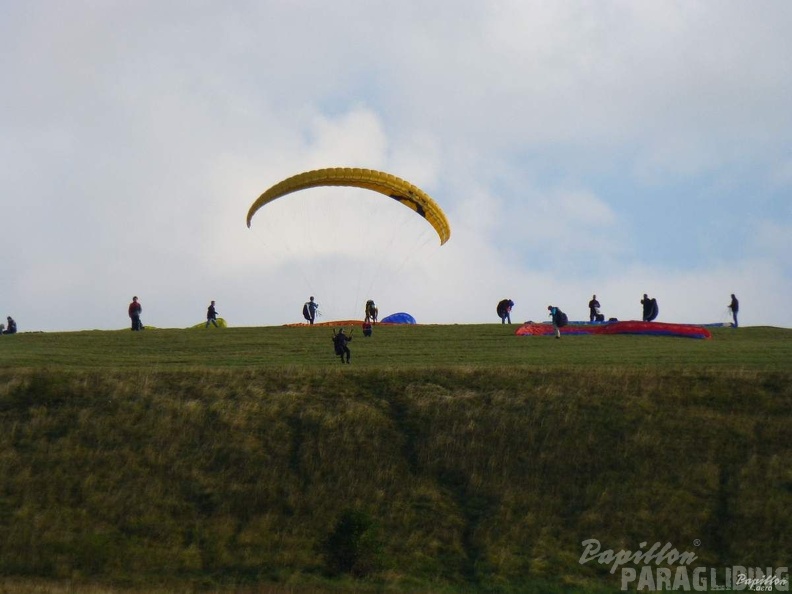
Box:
left=0, top=325, right=790, bottom=593
left=2, top=323, right=790, bottom=371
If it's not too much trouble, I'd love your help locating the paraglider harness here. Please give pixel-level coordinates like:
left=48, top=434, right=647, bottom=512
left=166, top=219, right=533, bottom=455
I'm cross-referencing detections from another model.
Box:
left=553, top=309, right=569, bottom=328
left=647, top=299, right=659, bottom=322
left=332, top=328, right=353, bottom=363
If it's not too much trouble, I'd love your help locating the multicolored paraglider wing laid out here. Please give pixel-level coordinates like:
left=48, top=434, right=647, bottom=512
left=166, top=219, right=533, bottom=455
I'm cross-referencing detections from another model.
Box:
left=515, top=321, right=712, bottom=339
left=246, top=167, right=451, bottom=245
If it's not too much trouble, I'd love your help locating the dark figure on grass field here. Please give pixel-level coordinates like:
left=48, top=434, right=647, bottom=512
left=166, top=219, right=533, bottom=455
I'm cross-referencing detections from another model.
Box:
left=728, top=294, right=739, bottom=328
left=641, top=294, right=659, bottom=322
left=303, top=296, right=319, bottom=325
left=206, top=300, right=219, bottom=328
left=588, top=294, right=603, bottom=322
left=2, top=316, right=17, bottom=334
left=547, top=305, right=568, bottom=339
left=364, top=300, right=378, bottom=324
left=497, top=299, right=514, bottom=324
left=332, top=328, right=352, bottom=363
left=128, top=296, right=143, bottom=331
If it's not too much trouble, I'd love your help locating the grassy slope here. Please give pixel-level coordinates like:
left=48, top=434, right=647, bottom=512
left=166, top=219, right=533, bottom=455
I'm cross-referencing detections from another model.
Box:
left=0, top=325, right=790, bottom=593
left=1, top=324, right=789, bottom=371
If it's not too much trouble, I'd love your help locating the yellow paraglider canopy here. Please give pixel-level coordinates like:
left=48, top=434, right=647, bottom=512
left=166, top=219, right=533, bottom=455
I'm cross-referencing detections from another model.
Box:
left=246, top=167, right=450, bottom=245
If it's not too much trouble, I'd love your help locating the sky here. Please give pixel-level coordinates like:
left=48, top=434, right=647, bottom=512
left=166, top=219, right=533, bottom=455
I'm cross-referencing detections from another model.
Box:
left=2, top=1, right=790, bottom=331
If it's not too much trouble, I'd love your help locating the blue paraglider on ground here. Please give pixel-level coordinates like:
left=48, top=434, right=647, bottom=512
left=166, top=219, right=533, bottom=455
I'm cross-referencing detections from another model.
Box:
left=381, top=312, right=417, bottom=324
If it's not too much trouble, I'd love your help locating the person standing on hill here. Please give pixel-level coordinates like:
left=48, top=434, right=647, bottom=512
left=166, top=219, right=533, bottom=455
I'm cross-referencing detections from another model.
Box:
left=303, top=296, right=319, bottom=325
left=641, top=294, right=659, bottom=322
left=728, top=294, right=739, bottom=328
left=128, top=296, right=143, bottom=331
left=641, top=294, right=650, bottom=321
left=588, top=295, right=601, bottom=322
left=206, top=300, right=220, bottom=328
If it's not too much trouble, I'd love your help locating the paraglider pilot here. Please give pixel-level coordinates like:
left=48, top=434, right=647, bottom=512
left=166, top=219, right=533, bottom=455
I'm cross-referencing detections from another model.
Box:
left=206, top=300, right=219, bottom=328
left=303, top=296, right=319, bottom=325
left=728, top=294, right=739, bottom=328
left=364, top=300, right=378, bottom=324
left=641, top=294, right=659, bottom=322
left=588, top=295, right=602, bottom=322
left=129, top=296, right=143, bottom=331
left=547, top=305, right=563, bottom=339
left=497, top=299, right=514, bottom=324
left=332, top=328, right=352, bottom=363
left=2, top=316, right=17, bottom=334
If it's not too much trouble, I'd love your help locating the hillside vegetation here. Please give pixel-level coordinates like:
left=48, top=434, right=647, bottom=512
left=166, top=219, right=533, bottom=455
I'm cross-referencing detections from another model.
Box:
left=0, top=325, right=789, bottom=593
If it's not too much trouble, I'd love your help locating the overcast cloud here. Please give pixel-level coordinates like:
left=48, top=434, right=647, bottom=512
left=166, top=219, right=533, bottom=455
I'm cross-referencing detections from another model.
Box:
left=2, top=1, right=790, bottom=331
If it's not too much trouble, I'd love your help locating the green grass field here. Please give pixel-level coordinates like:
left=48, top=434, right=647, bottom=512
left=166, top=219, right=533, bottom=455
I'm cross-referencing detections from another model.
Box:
left=1, top=324, right=789, bottom=371
left=0, top=324, right=789, bottom=594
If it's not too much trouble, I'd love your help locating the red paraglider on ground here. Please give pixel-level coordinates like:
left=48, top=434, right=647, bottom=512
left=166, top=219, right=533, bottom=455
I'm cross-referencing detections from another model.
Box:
left=515, top=320, right=712, bottom=339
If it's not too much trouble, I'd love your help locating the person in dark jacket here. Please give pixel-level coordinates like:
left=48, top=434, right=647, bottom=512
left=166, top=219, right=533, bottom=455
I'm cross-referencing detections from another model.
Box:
left=2, top=317, right=17, bottom=334
left=496, top=299, right=514, bottom=324
left=206, top=300, right=219, bottom=328
left=547, top=305, right=563, bottom=339
left=588, top=295, right=601, bottom=322
left=332, top=328, right=352, bottom=363
left=303, top=296, right=319, bottom=325
left=641, top=294, right=659, bottom=322
left=728, top=294, right=739, bottom=328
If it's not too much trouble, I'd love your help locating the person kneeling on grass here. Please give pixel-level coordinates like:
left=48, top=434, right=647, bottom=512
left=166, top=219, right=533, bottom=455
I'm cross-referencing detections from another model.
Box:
left=332, top=328, right=352, bottom=363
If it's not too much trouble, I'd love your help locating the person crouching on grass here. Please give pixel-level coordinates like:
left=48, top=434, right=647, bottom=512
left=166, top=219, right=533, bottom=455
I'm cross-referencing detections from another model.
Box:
left=332, top=328, right=352, bottom=363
